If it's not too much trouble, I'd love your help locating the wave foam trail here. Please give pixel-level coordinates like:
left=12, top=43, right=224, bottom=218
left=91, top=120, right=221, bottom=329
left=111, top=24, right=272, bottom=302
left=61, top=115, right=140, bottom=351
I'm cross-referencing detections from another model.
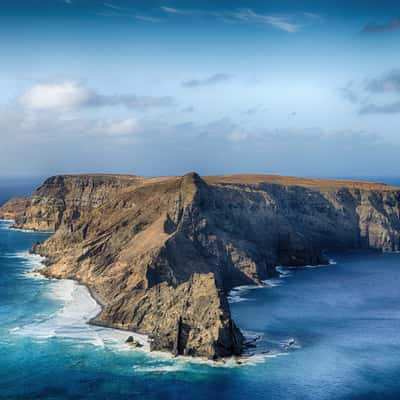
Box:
left=13, top=278, right=149, bottom=350
left=4, top=251, right=47, bottom=279
left=275, top=266, right=293, bottom=277
left=228, top=285, right=265, bottom=303
left=12, top=276, right=149, bottom=351
left=262, top=278, right=282, bottom=287
left=132, top=364, right=185, bottom=373
left=0, top=219, right=14, bottom=227
left=5, top=249, right=149, bottom=351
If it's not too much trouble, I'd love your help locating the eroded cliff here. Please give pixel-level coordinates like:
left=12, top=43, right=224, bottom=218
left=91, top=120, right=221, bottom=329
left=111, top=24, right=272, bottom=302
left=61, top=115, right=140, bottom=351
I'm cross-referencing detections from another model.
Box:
left=1, top=172, right=400, bottom=359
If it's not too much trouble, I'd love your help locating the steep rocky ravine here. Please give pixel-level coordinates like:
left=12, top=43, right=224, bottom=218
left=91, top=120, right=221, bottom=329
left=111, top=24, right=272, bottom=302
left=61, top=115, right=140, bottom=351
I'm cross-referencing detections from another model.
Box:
left=1, top=172, right=400, bottom=359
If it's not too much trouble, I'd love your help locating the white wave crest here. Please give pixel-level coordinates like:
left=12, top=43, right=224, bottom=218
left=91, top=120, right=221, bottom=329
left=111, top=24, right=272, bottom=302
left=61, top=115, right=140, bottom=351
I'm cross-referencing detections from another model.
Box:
left=262, top=278, right=282, bottom=287
left=228, top=284, right=265, bottom=303
left=12, top=277, right=150, bottom=351
left=132, top=364, right=185, bottom=373
left=275, top=266, right=293, bottom=277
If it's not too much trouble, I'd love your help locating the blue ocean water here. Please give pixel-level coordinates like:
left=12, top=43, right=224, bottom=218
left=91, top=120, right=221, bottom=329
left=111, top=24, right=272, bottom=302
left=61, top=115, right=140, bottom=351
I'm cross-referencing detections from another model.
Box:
left=0, top=178, right=43, bottom=207
left=1, top=220, right=400, bottom=400
left=1, top=178, right=400, bottom=400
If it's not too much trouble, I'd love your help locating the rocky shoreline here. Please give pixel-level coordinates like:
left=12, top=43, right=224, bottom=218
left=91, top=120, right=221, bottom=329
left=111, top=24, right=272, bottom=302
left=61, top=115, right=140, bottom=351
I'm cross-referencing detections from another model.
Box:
left=2, top=172, right=400, bottom=359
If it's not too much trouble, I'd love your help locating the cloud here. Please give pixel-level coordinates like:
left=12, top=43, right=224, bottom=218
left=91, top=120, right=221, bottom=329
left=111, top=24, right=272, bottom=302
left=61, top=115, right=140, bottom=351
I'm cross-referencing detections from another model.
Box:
left=341, top=71, right=400, bottom=114
left=243, top=107, right=259, bottom=116
left=19, top=81, right=93, bottom=110
left=359, top=102, right=400, bottom=115
left=242, top=105, right=267, bottom=115
left=135, top=15, right=162, bottom=23
left=97, top=5, right=162, bottom=22
left=364, top=70, right=400, bottom=93
left=89, top=93, right=174, bottom=108
left=160, top=6, right=319, bottom=32
left=0, top=105, right=142, bottom=146
left=303, top=12, right=321, bottom=20
left=227, top=9, right=301, bottom=32
left=1, top=103, right=399, bottom=178
left=103, top=2, right=126, bottom=11
left=182, top=73, right=232, bottom=88
left=339, top=81, right=360, bottom=103
left=18, top=81, right=174, bottom=111
left=89, top=118, right=138, bottom=136
left=362, top=17, right=400, bottom=33
left=160, top=6, right=193, bottom=16
left=182, top=106, right=195, bottom=113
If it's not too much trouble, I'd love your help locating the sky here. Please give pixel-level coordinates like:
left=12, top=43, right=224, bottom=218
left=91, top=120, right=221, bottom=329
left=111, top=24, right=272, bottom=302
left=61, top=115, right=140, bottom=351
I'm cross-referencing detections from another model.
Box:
left=1, top=0, right=400, bottom=178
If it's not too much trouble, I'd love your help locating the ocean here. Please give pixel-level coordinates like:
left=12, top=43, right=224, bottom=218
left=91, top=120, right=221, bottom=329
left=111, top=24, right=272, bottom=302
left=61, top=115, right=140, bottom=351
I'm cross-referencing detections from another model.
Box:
left=0, top=178, right=43, bottom=207
left=1, top=179, right=400, bottom=399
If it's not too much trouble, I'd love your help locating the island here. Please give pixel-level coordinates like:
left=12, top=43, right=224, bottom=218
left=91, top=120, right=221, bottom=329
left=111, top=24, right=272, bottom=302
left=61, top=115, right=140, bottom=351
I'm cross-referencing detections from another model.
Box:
left=1, top=172, right=400, bottom=359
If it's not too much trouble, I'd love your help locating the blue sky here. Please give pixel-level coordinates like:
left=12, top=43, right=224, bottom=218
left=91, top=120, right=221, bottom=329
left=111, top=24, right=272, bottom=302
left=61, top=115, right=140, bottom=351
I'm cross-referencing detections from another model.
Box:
left=1, top=0, right=400, bottom=178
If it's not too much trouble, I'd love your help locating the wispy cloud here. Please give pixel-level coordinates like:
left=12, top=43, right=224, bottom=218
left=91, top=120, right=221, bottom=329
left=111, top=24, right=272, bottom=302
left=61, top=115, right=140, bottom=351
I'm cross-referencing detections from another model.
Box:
left=342, top=70, right=400, bottom=115
left=160, top=6, right=319, bottom=32
left=362, top=17, right=400, bottom=33
left=226, top=9, right=302, bottom=33
left=99, top=5, right=319, bottom=31
left=2, top=100, right=399, bottom=177
left=97, top=3, right=161, bottom=22
left=160, top=6, right=194, bottom=16
left=182, top=73, right=232, bottom=88
left=303, top=12, right=321, bottom=20
left=89, top=118, right=139, bottom=137
left=339, top=81, right=360, bottom=104
left=242, top=105, right=267, bottom=116
left=135, top=15, right=162, bottom=23
left=364, top=70, right=400, bottom=93
left=18, top=81, right=174, bottom=111
left=103, top=2, right=126, bottom=11
left=359, top=102, right=400, bottom=115
left=182, top=106, right=195, bottom=113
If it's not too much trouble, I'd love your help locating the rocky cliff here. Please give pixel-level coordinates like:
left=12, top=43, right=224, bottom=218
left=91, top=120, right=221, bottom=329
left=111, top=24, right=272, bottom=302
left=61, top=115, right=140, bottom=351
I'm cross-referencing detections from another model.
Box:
left=1, top=172, right=400, bottom=359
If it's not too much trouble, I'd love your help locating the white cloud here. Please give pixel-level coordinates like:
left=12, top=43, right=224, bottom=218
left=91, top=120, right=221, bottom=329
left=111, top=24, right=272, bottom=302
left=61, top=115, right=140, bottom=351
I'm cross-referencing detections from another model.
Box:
left=182, top=73, right=232, bottom=87
left=160, top=6, right=193, bottom=16
left=160, top=6, right=317, bottom=32
left=229, top=9, right=301, bottom=33
left=135, top=15, right=162, bottom=23
left=19, top=81, right=93, bottom=110
left=18, top=81, right=174, bottom=111
left=89, top=118, right=138, bottom=137
left=103, top=2, right=125, bottom=11
left=0, top=102, right=399, bottom=178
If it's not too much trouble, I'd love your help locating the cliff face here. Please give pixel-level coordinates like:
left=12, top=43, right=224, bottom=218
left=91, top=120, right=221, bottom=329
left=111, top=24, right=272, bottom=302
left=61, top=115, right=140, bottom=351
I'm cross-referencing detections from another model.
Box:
left=1, top=172, right=400, bottom=359
left=2, top=174, right=143, bottom=231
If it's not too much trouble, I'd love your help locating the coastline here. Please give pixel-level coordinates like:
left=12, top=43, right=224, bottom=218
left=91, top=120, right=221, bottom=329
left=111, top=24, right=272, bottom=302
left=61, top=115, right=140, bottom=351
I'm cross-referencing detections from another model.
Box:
left=0, top=219, right=245, bottom=365
left=36, top=266, right=151, bottom=351
left=0, top=219, right=330, bottom=366
left=1, top=219, right=151, bottom=351
left=228, top=259, right=336, bottom=304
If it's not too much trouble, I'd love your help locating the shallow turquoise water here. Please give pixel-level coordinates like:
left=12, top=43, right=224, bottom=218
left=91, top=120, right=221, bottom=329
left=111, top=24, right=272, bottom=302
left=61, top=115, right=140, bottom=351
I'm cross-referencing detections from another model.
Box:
left=1, top=219, right=400, bottom=400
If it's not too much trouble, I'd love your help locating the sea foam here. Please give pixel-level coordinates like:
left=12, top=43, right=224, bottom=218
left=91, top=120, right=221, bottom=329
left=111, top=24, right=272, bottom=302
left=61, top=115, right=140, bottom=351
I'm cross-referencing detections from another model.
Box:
left=228, top=285, right=266, bottom=303
left=9, top=250, right=149, bottom=351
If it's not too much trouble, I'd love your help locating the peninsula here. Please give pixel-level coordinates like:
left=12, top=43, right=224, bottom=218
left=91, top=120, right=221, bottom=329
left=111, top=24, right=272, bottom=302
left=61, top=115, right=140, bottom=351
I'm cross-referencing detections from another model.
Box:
left=1, top=173, right=400, bottom=359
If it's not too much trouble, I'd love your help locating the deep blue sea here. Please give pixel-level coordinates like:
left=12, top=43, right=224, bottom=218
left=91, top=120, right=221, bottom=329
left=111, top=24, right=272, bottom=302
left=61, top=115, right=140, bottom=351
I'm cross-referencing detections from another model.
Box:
left=1, top=178, right=400, bottom=400
left=0, top=178, right=43, bottom=207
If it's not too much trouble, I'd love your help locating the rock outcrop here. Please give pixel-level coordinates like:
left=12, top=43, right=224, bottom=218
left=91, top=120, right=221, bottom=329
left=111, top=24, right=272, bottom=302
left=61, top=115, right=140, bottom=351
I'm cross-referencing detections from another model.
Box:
left=1, top=172, right=400, bottom=359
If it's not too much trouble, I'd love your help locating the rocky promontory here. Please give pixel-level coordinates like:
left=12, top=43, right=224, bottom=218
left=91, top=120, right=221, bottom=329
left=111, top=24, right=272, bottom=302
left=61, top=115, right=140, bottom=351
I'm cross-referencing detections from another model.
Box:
left=1, top=172, right=400, bottom=359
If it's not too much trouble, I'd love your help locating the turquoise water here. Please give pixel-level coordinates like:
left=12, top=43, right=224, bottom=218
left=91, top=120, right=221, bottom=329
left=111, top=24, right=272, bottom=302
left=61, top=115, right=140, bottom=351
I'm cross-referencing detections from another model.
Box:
left=1, top=220, right=400, bottom=399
